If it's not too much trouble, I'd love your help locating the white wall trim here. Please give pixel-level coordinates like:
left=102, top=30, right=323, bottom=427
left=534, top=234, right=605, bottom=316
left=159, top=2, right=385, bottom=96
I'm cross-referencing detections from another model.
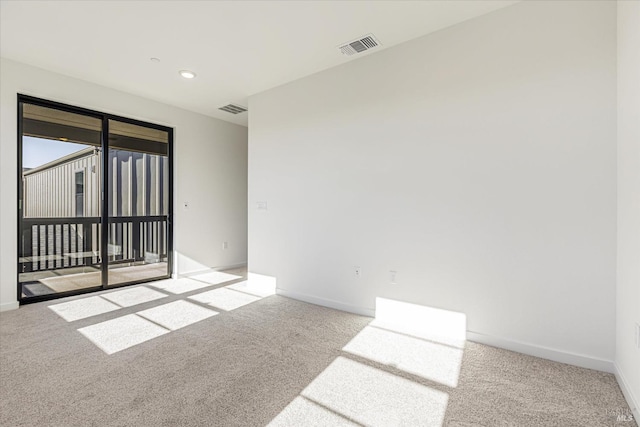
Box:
left=0, top=301, right=19, bottom=312
left=177, top=263, right=248, bottom=279
left=278, top=290, right=616, bottom=373
left=276, top=288, right=376, bottom=317
left=467, top=331, right=615, bottom=373
left=615, top=363, right=640, bottom=422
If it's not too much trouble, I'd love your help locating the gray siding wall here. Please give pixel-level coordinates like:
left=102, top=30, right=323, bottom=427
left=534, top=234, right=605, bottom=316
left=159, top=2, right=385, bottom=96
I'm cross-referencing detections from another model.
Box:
left=24, top=151, right=167, bottom=218
left=108, top=150, right=168, bottom=217
left=23, top=152, right=100, bottom=218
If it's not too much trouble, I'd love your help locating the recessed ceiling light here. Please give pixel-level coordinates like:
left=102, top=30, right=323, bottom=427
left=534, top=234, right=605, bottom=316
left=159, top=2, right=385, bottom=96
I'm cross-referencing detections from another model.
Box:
left=179, top=70, right=196, bottom=79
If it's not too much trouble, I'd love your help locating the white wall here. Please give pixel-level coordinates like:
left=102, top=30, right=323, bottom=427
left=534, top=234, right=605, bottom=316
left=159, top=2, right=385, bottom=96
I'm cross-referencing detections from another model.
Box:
left=248, top=0, right=617, bottom=367
left=616, top=0, right=640, bottom=417
left=0, top=58, right=248, bottom=311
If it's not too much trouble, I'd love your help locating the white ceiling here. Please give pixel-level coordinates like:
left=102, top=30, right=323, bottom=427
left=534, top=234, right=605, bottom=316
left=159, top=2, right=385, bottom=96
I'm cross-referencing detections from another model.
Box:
left=1, top=1, right=518, bottom=127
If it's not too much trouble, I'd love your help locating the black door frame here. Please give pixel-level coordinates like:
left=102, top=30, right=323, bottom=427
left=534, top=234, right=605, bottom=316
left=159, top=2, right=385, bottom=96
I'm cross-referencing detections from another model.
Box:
left=17, top=94, right=174, bottom=305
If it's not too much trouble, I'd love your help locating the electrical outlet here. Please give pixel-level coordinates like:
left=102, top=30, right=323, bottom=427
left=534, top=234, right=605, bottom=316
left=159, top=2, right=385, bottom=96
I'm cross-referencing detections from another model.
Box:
left=223, top=241, right=228, bottom=250
left=354, top=267, right=362, bottom=278
left=390, top=270, right=397, bottom=285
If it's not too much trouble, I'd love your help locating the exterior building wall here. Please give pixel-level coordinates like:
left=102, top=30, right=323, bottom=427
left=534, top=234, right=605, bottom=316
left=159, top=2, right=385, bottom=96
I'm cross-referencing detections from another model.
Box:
left=108, top=150, right=168, bottom=217
left=24, top=150, right=167, bottom=218
left=23, top=151, right=100, bottom=218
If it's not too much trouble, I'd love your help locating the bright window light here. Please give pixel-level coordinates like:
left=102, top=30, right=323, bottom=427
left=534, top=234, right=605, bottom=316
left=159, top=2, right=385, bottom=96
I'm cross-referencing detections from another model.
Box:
left=137, top=300, right=218, bottom=331
left=268, top=396, right=358, bottom=427
left=226, top=277, right=276, bottom=298
left=78, top=314, right=169, bottom=355
left=300, top=357, right=448, bottom=426
left=373, top=297, right=467, bottom=348
left=48, top=296, right=120, bottom=322
left=101, top=286, right=168, bottom=308
left=187, top=271, right=242, bottom=286
left=150, top=277, right=218, bottom=295
left=343, top=326, right=463, bottom=387
left=247, top=272, right=277, bottom=287
left=188, top=287, right=261, bottom=311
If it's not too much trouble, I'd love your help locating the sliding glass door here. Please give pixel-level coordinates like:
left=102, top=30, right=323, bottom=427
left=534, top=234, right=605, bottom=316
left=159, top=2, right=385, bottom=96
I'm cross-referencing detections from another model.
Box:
left=18, top=96, right=173, bottom=303
left=19, top=102, right=104, bottom=297
left=106, top=119, right=170, bottom=286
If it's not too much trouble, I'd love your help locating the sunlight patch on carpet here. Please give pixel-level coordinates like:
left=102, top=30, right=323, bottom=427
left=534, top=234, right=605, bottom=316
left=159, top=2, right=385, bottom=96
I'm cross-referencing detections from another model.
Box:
left=78, top=314, right=169, bottom=354
left=343, top=325, right=463, bottom=387
left=187, top=271, right=242, bottom=286
left=137, top=300, right=218, bottom=331
left=49, top=296, right=120, bottom=322
left=300, top=357, right=448, bottom=426
left=101, top=286, right=168, bottom=307
left=226, top=275, right=276, bottom=298
left=188, top=287, right=261, bottom=311
left=268, top=396, right=358, bottom=427
left=149, top=277, right=217, bottom=294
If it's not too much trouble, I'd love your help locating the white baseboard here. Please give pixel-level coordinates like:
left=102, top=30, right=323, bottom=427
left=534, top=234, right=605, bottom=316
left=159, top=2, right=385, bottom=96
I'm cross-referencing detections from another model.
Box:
left=467, top=331, right=615, bottom=373
left=0, top=301, right=19, bottom=312
left=276, top=288, right=375, bottom=317
left=277, top=290, right=617, bottom=374
left=177, top=263, right=247, bottom=279
left=615, top=363, right=640, bottom=422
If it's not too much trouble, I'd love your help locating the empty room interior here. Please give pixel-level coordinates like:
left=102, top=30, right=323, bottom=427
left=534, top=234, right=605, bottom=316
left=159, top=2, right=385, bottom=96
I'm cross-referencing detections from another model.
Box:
left=0, top=1, right=638, bottom=426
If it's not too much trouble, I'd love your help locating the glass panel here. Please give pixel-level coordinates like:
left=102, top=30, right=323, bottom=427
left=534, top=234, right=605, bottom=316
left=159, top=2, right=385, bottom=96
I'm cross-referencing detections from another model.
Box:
left=19, top=103, right=102, bottom=298
left=107, top=119, right=169, bottom=286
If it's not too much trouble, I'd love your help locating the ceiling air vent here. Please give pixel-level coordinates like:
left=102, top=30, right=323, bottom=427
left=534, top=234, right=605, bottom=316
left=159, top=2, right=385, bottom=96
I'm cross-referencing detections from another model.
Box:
left=219, top=104, right=247, bottom=115
left=338, top=34, right=381, bottom=56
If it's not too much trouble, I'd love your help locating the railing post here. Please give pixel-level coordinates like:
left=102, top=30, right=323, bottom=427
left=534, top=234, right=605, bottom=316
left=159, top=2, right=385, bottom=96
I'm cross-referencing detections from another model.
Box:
left=132, top=217, right=141, bottom=262
left=19, top=216, right=167, bottom=274
left=83, top=223, right=91, bottom=267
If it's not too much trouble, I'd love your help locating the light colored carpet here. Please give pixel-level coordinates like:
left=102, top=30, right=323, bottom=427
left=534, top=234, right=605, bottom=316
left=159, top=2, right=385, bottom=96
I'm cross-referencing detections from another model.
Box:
left=0, top=275, right=634, bottom=427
